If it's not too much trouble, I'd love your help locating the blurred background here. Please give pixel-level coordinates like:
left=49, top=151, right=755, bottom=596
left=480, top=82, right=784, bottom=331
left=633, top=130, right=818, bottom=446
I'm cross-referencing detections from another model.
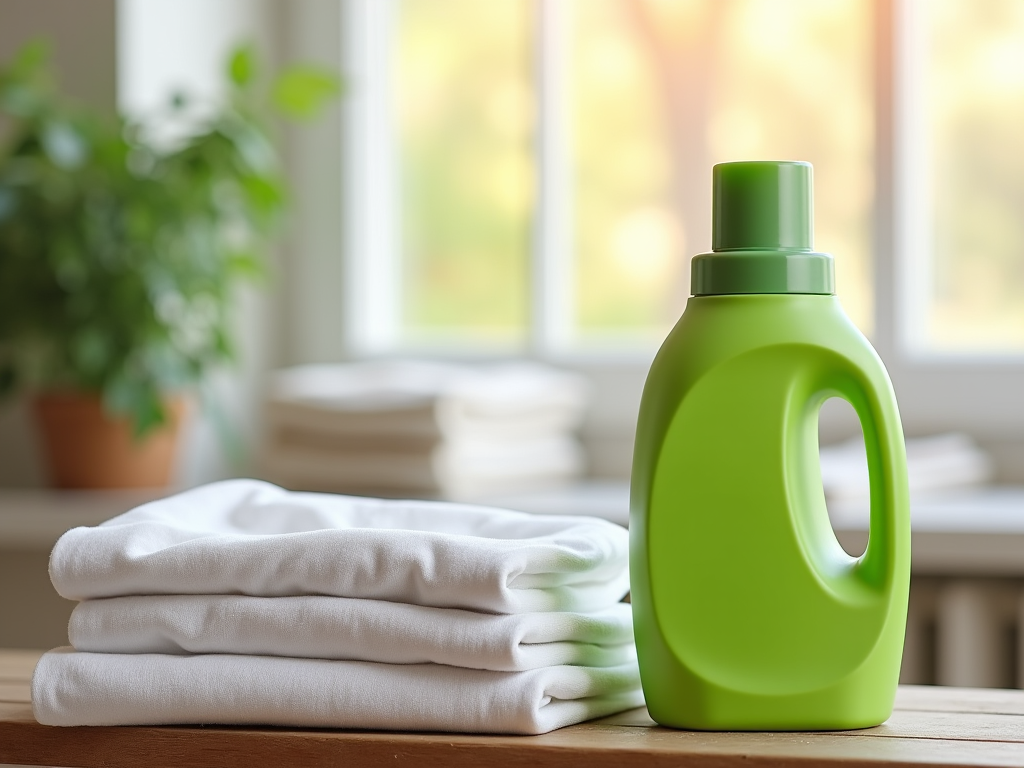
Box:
left=1, top=0, right=1023, bottom=486
left=1, top=0, right=1023, bottom=687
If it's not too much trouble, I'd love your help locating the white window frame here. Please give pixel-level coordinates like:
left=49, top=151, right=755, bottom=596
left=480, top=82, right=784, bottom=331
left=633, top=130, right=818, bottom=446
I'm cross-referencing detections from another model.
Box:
left=296, top=0, right=1024, bottom=477
left=878, top=0, right=1024, bottom=456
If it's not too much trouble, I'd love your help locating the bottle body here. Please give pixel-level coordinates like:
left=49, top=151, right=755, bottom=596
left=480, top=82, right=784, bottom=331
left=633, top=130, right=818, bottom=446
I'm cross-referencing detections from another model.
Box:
left=630, top=294, right=910, bottom=730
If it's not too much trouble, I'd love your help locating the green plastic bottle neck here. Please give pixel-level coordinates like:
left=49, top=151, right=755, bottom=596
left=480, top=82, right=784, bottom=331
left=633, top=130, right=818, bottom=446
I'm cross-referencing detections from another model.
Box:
left=691, top=161, right=834, bottom=296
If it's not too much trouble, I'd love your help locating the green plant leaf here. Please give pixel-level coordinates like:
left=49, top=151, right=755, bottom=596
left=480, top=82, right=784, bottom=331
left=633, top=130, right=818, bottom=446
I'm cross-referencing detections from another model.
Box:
left=228, top=45, right=256, bottom=89
left=272, top=67, right=341, bottom=120
left=240, top=174, right=284, bottom=217
left=225, top=251, right=264, bottom=279
left=0, top=39, right=51, bottom=117
left=72, top=329, right=111, bottom=375
left=8, top=39, right=48, bottom=79
left=103, top=374, right=166, bottom=439
left=130, top=389, right=166, bottom=439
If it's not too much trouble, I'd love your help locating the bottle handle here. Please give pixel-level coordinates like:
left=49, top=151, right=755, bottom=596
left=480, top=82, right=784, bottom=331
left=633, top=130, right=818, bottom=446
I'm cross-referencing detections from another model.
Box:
left=828, top=361, right=910, bottom=590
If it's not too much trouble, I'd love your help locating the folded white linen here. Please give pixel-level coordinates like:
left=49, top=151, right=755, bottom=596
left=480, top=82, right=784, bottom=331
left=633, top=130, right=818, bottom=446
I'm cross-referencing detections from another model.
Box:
left=820, top=432, right=993, bottom=501
left=69, top=596, right=635, bottom=671
left=260, top=433, right=585, bottom=498
left=32, top=648, right=644, bottom=734
left=268, top=360, right=590, bottom=441
left=50, top=479, right=629, bottom=613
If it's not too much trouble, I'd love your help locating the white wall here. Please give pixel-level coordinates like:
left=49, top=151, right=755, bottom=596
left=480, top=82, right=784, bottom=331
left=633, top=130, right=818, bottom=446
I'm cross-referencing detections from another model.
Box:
left=275, top=0, right=347, bottom=366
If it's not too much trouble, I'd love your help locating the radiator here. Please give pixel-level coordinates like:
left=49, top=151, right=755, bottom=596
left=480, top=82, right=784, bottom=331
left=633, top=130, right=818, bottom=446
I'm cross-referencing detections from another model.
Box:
left=901, top=576, right=1024, bottom=688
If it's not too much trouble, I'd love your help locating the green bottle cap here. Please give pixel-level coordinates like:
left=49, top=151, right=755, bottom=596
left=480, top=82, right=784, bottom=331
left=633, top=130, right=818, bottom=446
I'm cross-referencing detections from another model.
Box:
left=691, top=161, right=834, bottom=296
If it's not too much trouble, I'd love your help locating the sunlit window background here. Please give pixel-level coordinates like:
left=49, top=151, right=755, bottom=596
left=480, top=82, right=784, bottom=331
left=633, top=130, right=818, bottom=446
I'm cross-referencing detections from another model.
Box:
left=396, top=0, right=532, bottom=346
left=925, top=0, right=1024, bottom=353
left=571, top=0, right=872, bottom=342
left=395, top=0, right=1023, bottom=355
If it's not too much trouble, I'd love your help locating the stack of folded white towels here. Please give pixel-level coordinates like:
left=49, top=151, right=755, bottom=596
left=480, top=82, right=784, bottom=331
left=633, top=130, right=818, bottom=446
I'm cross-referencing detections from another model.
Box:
left=820, top=432, right=993, bottom=501
left=33, top=479, right=642, bottom=734
left=260, top=360, right=589, bottom=499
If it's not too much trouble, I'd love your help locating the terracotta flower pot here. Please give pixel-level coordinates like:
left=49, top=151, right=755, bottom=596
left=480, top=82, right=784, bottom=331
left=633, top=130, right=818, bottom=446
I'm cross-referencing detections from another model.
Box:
left=32, top=392, right=186, bottom=489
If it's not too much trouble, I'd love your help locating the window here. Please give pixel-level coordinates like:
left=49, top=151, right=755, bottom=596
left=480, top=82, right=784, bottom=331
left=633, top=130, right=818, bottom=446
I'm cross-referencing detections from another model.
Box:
left=901, top=0, right=1024, bottom=354
left=396, top=0, right=532, bottom=348
left=346, top=0, right=873, bottom=353
left=332, top=0, right=1024, bottom=477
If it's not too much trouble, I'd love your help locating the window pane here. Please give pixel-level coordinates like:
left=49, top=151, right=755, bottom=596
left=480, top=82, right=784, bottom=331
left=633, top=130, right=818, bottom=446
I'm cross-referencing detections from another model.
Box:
left=395, top=0, right=531, bottom=347
left=570, top=0, right=683, bottom=343
left=570, top=0, right=873, bottom=344
left=923, top=0, right=1024, bottom=353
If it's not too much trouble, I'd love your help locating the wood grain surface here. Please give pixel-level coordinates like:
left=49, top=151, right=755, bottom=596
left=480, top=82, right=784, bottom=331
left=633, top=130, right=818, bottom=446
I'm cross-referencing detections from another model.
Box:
left=3, top=649, right=1023, bottom=768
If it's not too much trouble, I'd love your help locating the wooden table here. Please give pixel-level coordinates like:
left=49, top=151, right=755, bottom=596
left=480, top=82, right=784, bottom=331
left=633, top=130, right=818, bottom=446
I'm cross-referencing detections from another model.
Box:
left=3, top=651, right=1024, bottom=767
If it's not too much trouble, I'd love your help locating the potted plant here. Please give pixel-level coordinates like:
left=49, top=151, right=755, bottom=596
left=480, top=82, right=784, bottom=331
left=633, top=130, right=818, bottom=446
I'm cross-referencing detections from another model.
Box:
left=0, top=42, right=339, bottom=488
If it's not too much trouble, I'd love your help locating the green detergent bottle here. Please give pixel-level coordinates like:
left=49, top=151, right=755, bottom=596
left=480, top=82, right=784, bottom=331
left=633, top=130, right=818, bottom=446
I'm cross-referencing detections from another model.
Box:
left=630, top=161, right=910, bottom=731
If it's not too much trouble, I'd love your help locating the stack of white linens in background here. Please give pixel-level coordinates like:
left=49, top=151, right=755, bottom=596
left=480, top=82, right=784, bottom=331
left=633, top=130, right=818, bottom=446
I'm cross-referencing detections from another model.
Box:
left=260, top=360, right=589, bottom=499
left=33, top=480, right=642, bottom=734
left=820, top=432, right=993, bottom=501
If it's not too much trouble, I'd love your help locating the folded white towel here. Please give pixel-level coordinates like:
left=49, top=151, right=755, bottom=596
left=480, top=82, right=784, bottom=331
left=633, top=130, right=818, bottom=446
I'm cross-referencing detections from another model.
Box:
left=268, top=360, right=590, bottom=441
left=32, top=648, right=644, bottom=734
left=49, top=479, right=629, bottom=613
left=69, top=596, right=635, bottom=671
left=820, top=432, right=993, bottom=501
left=261, top=433, right=585, bottom=498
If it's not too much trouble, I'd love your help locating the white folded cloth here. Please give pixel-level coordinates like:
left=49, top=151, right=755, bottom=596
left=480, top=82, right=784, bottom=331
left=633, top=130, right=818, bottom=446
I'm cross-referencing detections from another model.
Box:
left=49, top=479, right=630, bottom=613
left=263, top=361, right=590, bottom=497
left=261, top=433, right=584, bottom=498
left=41, top=480, right=640, bottom=733
left=32, top=648, right=644, bottom=734
left=69, top=596, right=635, bottom=672
left=267, top=360, right=590, bottom=442
left=820, top=432, right=993, bottom=501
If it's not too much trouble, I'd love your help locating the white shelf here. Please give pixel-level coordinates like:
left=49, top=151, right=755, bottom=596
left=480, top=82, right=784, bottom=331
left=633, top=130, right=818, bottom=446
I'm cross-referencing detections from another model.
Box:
left=0, top=488, right=166, bottom=549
